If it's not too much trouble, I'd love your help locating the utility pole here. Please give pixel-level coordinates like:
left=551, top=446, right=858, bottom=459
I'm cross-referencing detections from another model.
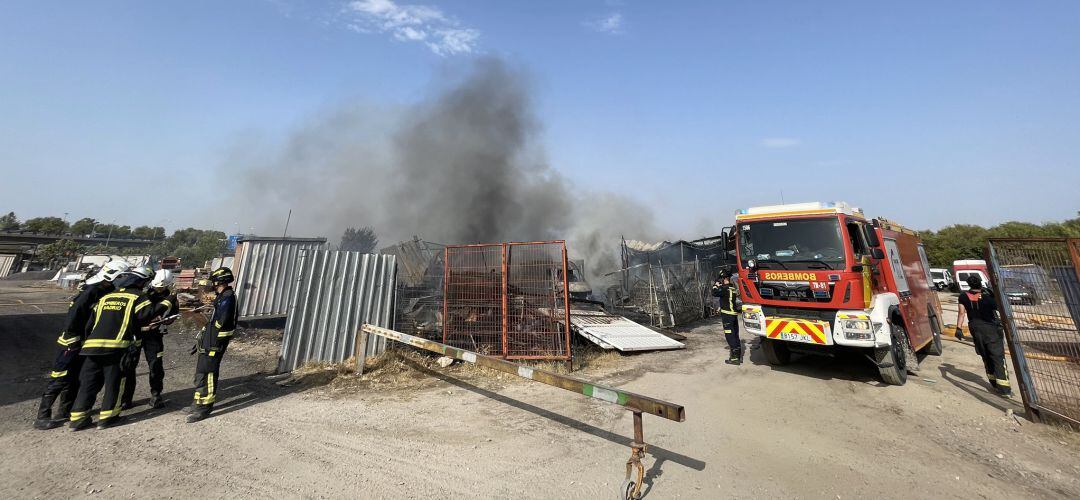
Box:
left=282, top=209, right=292, bottom=238
left=105, top=219, right=116, bottom=248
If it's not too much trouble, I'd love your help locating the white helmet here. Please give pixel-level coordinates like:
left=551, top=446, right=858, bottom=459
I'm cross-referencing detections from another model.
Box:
left=151, top=269, right=174, bottom=289
left=128, top=265, right=154, bottom=281
left=87, top=260, right=132, bottom=284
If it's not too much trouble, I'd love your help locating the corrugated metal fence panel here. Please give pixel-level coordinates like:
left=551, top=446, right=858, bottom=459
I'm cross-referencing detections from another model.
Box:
left=278, top=251, right=397, bottom=372
left=0, top=254, right=18, bottom=278
left=234, top=238, right=326, bottom=320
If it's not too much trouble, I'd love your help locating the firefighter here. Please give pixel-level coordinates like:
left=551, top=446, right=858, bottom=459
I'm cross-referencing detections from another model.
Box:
left=715, top=270, right=743, bottom=365
left=185, top=266, right=237, bottom=423
left=33, top=260, right=130, bottom=430
left=68, top=266, right=156, bottom=430
left=956, top=275, right=1012, bottom=397
left=120, top=269, right=178, bottom=410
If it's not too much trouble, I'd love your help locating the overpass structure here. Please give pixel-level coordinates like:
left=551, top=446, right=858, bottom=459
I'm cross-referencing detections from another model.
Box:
left=0, top=232, right=157, bottom=249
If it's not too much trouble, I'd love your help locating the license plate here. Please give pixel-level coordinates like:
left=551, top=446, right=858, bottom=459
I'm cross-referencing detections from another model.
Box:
left=779, top=332, right=815, bottom=343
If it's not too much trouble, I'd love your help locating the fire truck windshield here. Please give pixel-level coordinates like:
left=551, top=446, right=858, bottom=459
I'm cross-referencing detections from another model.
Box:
left=739, top=217, right=848, bottom=271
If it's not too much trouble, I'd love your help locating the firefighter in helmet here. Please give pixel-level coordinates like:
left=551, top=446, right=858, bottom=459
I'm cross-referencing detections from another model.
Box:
left=68, top=265, right=156, bottom=430
left=956, top=275, right=1011, bottom=397
left=120, top=269, right=178, bottom=410
left=185, top=267, right=237, bottom=422
left=33, top=260, right=130, bottom=430
left=714, top=269, right=743, bottom=365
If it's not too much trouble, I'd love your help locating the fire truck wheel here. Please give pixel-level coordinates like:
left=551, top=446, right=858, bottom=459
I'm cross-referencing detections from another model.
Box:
left=876, top=324, right=909, bottom=386
left=761, top=338, right=791, bottom=365
left=924, top=310, right=944, bottom=356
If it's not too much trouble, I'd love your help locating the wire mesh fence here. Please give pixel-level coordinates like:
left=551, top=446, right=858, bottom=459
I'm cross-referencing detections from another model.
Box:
left=987, top=238, right=1080, bottom=425
left=443, top=241, right=572, bottom=360
left=609, top=236, right=731, bottom=327
left=616, top=261, right=708, bottom=328
left=382, top=238, right=445, bottom=342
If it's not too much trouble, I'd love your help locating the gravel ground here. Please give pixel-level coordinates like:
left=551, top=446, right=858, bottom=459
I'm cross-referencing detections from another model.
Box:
left=1, top=281, right=1078, bottom=499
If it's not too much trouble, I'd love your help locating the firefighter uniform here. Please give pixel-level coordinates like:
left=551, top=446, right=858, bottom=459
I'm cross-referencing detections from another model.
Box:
left=717, top=282, right=742, bottom=364
left=34, top=281, right=112, bottom=428
left=189, top=282, right=237, bottom=421
left=959, top=288, right=1010, bottom=395
left=121, top=287, right=178, bottom=408
left=69, top=285, right=155, bottom=429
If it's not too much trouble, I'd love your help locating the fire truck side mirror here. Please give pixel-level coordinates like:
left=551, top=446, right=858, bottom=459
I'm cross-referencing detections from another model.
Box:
left=870, top=248, right=885, bottom=260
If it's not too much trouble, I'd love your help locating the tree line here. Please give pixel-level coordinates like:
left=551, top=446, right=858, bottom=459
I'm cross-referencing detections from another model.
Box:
left=3, top=211, right=227, bottom=269
left=0, top=212, right=166, bottom=240
left=919, top=213, right=1080, bottom=267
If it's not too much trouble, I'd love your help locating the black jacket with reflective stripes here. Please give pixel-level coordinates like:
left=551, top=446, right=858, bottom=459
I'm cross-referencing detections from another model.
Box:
left=57, top=282, right=112, bottom=348
left=80, top=287, right=156, bottom=356
left=199, top=287, right=237, bottom=352
left=718, top=284, right=740, bottom=315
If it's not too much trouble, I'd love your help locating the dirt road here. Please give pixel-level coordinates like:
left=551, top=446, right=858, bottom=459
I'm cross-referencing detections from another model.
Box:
left=1, top=281, right=1078, bottom=499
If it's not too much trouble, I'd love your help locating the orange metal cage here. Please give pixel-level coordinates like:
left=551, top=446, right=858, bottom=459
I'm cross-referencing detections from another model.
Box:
left=443, top=241, right=572, bottom=361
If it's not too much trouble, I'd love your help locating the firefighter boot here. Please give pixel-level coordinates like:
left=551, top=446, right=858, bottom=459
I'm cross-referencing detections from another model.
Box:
left=97, top=415, right=127, bottom=430
left=725, top=351, right=743, bottom=365
left=186, top=404, right=212, bottom=423
left=34, top=418, right=63, bottom=430
left=69, top=417, right=94, bottom=432
left=149, top=394, right=166, bottom=409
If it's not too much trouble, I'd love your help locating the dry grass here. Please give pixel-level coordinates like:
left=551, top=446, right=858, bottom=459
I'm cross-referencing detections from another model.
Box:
left=285, top=342, right=634, bottom=397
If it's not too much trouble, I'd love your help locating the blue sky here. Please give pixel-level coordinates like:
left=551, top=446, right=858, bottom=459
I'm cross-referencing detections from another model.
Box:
left=1, top=1, right=1078, bottom=236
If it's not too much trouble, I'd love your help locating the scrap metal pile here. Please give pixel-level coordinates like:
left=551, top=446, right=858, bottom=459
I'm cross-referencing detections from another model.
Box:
left=610, top=234, right=733, bottom=328
left=381, top=236, right=688, bottom=357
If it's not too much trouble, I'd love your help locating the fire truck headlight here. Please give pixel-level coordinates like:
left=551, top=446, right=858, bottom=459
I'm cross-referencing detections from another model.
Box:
left=842, top=319, right=873, bottom=340
left=843, top=319, right=871, bottom=331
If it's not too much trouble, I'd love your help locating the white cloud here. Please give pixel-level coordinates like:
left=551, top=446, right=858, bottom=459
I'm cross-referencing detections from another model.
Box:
left=586, top=12, right=624, bottom=34
left=346, top=0, right=479, bottom=56
left=760, top=137, right=802, bottom=149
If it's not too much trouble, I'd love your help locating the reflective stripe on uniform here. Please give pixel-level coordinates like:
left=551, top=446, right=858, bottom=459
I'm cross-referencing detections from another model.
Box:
left=56, top=335, right=80, bottom=346
left=209, top=350, right=216, bottom=357
left=217, top=330, right=234, bottom=338
left=99, top=379, right=126, bottom=419
left=81, top=339, right=132, bottom=349
left=50, top=370, right=68, bottom=378
left=156, top=351, right=164, bottom=358
left=133, top=300, right=152, bottom=313
left=160, top=300, right=173, bottom=311
left=70, top=411, right=87, bottom=421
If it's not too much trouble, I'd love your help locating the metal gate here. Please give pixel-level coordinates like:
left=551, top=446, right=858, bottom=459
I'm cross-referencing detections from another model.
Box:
left=987, top=238, right=1080, bottom=425
left=443, top=241, right=572, bottom=360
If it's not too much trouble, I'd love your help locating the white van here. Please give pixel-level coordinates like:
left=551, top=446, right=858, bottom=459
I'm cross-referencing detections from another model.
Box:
left=929, top=267, right=952, bottom=291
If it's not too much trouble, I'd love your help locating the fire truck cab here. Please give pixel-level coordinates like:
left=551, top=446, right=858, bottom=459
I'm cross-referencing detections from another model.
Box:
left=735, top=202, right=945, bottom=385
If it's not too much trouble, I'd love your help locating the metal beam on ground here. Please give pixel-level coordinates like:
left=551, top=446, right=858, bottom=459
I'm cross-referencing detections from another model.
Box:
left=361, top=323, right=684, bottom=421
left=360, top=323, right=686, bottom=499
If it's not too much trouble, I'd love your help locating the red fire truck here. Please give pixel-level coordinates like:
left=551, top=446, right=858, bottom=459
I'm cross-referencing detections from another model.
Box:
left=735, top=202, right=944, bottom=385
